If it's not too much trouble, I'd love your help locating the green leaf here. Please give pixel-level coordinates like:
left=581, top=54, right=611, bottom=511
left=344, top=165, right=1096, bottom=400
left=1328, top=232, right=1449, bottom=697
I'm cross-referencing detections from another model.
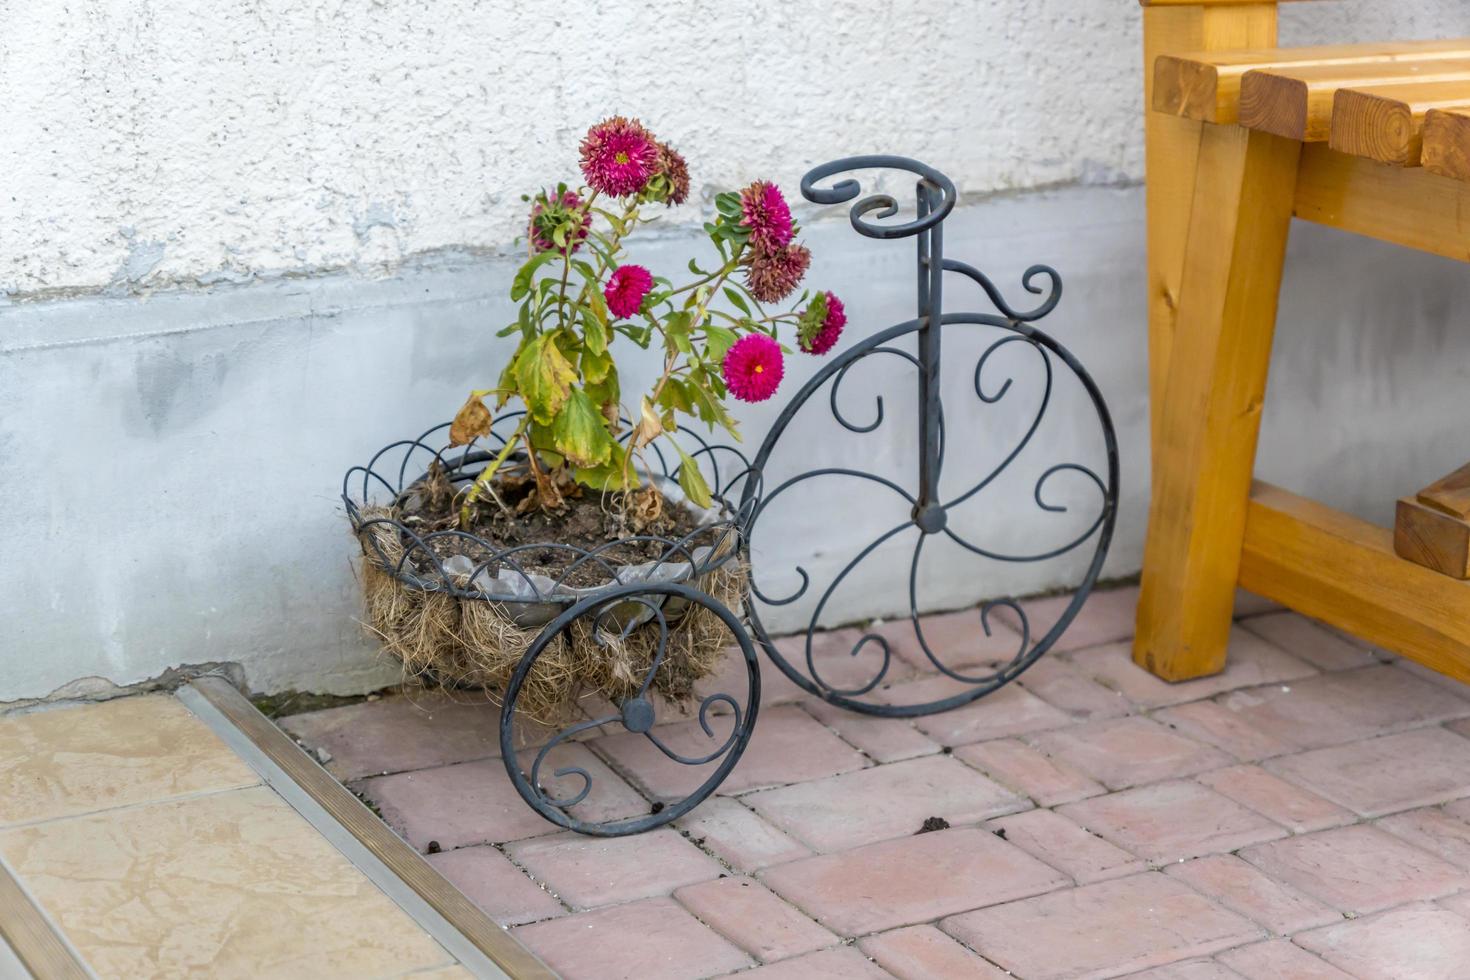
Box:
left=703, top=324, right=738, bottom=363
left=673, top=442, right=713, bottom=509
left=552, top=388, right=614, bottom=467
left=583, top=296, right=608, bottom=354
left=657, top=379, right=694, bottom=414
left=722, top=287, right=751, bottom=316
left=515, top=332, right=578, bottom=425
left=511, top=251, right=559, bottom=302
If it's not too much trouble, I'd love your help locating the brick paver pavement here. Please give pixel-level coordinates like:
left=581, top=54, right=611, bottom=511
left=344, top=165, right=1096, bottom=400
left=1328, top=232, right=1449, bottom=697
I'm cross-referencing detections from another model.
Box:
left=285, top=587, right=1470, bottom=978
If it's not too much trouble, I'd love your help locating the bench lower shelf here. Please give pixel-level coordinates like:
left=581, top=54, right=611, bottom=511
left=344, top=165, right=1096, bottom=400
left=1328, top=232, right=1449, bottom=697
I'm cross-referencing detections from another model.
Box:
left=1240, top=481, right=1470, bottom=684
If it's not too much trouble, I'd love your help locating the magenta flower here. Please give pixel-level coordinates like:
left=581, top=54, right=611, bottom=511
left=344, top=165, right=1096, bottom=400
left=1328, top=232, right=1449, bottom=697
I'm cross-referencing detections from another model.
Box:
left=579, top=116, right=658, bottom=197
left=801, top=292, right=846, bottom=355
left=739, top=181, right=794, bottom=250
left=604, top=264, right=654, bottom=319
left=744, top=242, right=810, bottom=303
left=527, top=189, right=591, bottom=255
left=722, top=333, right=784, bottom=403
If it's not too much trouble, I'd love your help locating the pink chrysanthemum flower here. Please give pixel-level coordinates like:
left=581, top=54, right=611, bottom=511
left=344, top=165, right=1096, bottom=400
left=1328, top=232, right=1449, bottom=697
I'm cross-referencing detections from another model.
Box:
left=579, top=116, right=658, bottom=197
left=527, top=189, right=591, bottom=254
left=722, top=333, right=784, bottom=403
left=739, top=180, right=794, bottom=250
left=604, top=264, right=654, bottom=319
left=800, top=292, right=847, bottom=355
left=744, top=242, right=811, bottom=303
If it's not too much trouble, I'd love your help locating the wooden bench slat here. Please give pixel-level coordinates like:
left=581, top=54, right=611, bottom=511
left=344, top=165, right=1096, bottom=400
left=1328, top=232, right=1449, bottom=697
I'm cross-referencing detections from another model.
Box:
left=1240, top=60, right=1470, bottom=142
left=1329, top=81, right=1470, bottom=166
left=1422, top=106, right=1470, bottom=181
left=1293, top=143, right=1470, bottom=262
left=1153, top=38, right=1470, bottom=123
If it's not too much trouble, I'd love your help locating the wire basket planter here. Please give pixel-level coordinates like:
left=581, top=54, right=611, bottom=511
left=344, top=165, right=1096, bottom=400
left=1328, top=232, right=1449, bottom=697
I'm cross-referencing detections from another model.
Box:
left=344, top=155, right=1120, bottom=837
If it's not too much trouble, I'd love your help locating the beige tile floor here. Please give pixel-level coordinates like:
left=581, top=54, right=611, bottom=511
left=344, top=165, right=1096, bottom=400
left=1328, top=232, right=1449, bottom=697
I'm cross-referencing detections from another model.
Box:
left=0, top=694, right=473, bottom=979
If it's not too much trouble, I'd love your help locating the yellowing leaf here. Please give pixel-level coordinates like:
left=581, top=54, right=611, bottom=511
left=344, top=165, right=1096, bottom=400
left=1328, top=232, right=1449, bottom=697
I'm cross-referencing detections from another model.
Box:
left=673, top=442, right=713, bottom=508
left=575, top=443, right=636, bottom=491
left=449, top=394, right=492, bottom=446
left=552, top=388, right=614, bottom=467
left=515, top=333, right=578, bottom=425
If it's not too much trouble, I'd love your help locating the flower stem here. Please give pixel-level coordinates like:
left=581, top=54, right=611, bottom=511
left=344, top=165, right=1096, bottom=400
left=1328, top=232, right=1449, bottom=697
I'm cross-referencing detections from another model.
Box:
left=458, top=415, right=528, bottom=527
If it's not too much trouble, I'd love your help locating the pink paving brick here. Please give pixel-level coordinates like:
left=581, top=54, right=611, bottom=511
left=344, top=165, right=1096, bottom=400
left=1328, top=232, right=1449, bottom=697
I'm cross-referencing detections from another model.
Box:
left=1438, top=889, right=1470, bottom=917
left=1058, top=780, right=1285, bottom=863
left=1215, top=665, right=1470, bottom=750
left=594, top=703, right=866, bottom=800
left=1028, top=716, right=1232, bottom=790
left=865, top=606, right=1025, bottom=673
left=1164, top=854, right=1339, bottom=935
left=858, top=924, right=1011, bottom=979
left=673, top=797, right=812, bottom=873
left=674, top=876, right=836, bottom=963
left=1393, top=658, right=1470, bottom=700
left=280, top=692, right=504, bottom=780
left=353, top=744, right=647, bottom=850
left=1015, top=656, right=1131, bottom=721
left=984, top=808, right=1144, bottom=884
left=993, top=584, right=1140, bottom=653
left=425, top=845, right=565, bottom=926
left=956, top=737, right=1104, bottom=806
left=1197, top=764, right=1354, bottom=833
left=1241, top=824, right=1469, bottom=915
left=1216, top=940, right=1354, bottom=980
left=1068, top=629, right=1316, bottom=710
left=1151, top=700, right=1295, bottom=763
left=696, top=643, right=804, bottom=709
left=1238, top=611, right=1380, bottom=672
left=1127, top=961, right=1242, bottom=980
left=942, top=872, right=1261, bottom=979
left=760, top=826, right=1067, bottom=937
left=799, top=699, right=940, bottom=764
left=1295, top=903, right=1470, bottom=980
left=766, top=627, right=918, bottom=699
left=876, top=673, right=1073, bottom=746
left=727, top=947, right=890, bottom=978
left=1265, top=727, right=1470, bottom=818
left=515, top=896, right=752, bottom=980
left=744, top=754, right=1026, bottom=852
left=1376, top=807, right=1470, bottom=870
left=506, top=828, right=722, bottom=909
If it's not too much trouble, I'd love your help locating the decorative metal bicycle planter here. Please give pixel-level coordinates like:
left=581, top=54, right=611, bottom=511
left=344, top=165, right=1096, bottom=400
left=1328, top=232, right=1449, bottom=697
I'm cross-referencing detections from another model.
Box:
left=345, top=156, right=1119, bottom=837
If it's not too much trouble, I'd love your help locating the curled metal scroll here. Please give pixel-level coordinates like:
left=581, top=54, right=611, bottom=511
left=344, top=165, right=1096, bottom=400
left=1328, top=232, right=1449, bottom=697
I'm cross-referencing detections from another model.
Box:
left=801, top=154, right=958, bottom=240
left=740, top=157, right=1120, bottom=718
left=499, top=583, right=760, bottom=836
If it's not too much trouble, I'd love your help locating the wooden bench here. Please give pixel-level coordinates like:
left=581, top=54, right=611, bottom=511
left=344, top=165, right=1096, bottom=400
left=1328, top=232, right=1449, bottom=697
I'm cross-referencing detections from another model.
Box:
left=1136, top=0, right=1470, bottom=685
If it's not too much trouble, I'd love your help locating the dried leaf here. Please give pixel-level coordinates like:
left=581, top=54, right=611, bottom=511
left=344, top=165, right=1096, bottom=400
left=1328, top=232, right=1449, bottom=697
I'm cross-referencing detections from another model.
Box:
left=449, top=395, right=492, bottom=446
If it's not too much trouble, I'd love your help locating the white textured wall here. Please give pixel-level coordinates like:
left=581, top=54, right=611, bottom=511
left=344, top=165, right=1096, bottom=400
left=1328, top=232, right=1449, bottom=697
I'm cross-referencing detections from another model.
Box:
left=6, top=0, right=1467, bottom=299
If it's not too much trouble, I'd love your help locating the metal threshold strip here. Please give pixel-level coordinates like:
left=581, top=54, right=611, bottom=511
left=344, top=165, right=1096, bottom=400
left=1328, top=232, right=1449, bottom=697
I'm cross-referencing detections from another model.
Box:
left=0, top=857, right=92, bottom=979
left=177, top=678, right=555, bottom=980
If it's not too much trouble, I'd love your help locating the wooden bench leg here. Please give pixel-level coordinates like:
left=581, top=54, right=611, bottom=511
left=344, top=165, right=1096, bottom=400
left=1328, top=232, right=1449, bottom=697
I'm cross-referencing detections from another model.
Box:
left=1134, top=123, right=1301, bottom=681
left=1143, top=2, right=1281, bottom=449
